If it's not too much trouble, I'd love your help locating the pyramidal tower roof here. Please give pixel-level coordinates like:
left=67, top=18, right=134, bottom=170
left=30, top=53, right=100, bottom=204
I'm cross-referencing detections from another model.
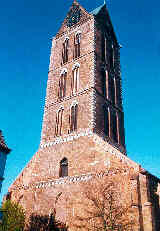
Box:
left=90, top=3, right=106, bottom=15
left=0, top=130, right=11, bottom=154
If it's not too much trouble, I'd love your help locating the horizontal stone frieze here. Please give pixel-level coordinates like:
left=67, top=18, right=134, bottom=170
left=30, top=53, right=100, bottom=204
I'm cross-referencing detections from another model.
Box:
left=40, top=129, right=93, bottom=148
left=10, top=169, right=131, bottom=192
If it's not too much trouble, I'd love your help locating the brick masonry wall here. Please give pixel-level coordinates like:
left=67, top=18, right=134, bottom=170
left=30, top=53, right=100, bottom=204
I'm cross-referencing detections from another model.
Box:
left=8, top=150, right=146, bottom=231
left=9, top=147, right=157, bottom=231
left=7, top=3, right=159, bottom=231
left=41, top=17, right=95, bottom=145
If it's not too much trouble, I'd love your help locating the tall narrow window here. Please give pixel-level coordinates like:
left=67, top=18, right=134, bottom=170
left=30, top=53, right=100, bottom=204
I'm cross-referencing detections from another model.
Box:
left=69, top=103, right=78, bottom=132
left=74, top=32, right=81, bottom=59
left=101, top=69, right=106, bottom=97
left=55, top=107, right=64, bottom=136
left=115, top=77, right=122, bottom=107
left=101, top=33, right=110, bottom=67
left=101, top=33, right=105, bottom=62
left=112, top=111, right=118, bottom=143
left=71, top=63, right=80, bottom=95
left=103, top=105, right=109, bottom=136
left=109, top=43, right=115, bottom=70
left=58, top=69, right=67, bottom=99
left=59, top=157, right=68, bottom=177
left=118, top=112, right=125, bottom=147
left=101, top=33, right=108, bottom=64
left=110, top=76, right=115, bottom=104
left=62, top=38, right=69, bottom=64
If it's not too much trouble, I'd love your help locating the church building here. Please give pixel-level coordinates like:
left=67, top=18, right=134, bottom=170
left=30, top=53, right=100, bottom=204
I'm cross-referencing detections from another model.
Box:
left=8, top=1, right=160, bottom=230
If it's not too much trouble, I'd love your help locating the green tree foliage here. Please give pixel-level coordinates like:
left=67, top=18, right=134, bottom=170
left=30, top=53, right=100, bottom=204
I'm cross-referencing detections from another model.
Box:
left=0, top=200, right=25, bottom=231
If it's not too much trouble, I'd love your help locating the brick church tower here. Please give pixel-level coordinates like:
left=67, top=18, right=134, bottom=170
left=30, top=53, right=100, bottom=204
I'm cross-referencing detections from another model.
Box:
left=8, top=1, right=160, bottom=230
left=41, top=0, right=126, bottom=157
left=39, top=0, right=126, bottom=179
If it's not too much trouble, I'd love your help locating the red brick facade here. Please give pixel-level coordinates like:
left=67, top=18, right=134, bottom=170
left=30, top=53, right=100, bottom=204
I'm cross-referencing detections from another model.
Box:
left=8, top=1, right=160, bottom=230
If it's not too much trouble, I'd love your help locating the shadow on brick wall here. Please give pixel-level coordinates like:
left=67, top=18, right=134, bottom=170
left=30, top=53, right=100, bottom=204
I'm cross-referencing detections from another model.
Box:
left=26, top=213, right=67, bottom=231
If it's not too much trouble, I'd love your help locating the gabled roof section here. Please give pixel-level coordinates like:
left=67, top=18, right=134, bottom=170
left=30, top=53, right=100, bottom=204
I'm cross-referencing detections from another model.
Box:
left=56, top=0, right=92, bottom=38
left=90, top=3, right=119, bottom=45
left=90, top=3, right=106, bottom=16
left=0, top=130, right=11, bottom=154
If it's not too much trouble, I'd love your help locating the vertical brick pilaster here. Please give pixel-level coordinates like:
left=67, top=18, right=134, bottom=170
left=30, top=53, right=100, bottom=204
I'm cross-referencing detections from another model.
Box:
left=139, top=173, right=155, bottom=231
left=130, top=175, right=141, bottom=231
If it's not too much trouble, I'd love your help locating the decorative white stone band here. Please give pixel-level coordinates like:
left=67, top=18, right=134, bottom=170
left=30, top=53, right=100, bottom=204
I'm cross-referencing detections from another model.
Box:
left=44, top=87, right=93, bottom=108
left=40, top=129, right=93, bottom=149
left=10, top=169, right=130, bottom=192
left=40, top=128, right=138, bottom=171
left=93, top=134, right=139, bottom=171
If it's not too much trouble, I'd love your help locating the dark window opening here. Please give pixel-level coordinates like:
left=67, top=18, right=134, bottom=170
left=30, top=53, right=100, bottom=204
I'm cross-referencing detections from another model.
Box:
left=71, top=67, right=79, bottom=95
left=62, top=39, right=69, bottom=64
left=59, top=158, right=68, bottom=177
left=74, top=33, right=81, bottom=59
left=101, top=33, right=110, bottom=68
left=116, top=78, right=122, bottom=107
left=70, top=104, right=78, bottom=132
left=101, top=69, right=106, bottom=97
left=55, top=109, right=64, bottom=137
left=101, top=33, right=105, bottom=62
left=109, top=44, right=114, bottom=70
left=103, top=106, right=109, bottom=136
left=110, top=77, right=115, bottom=104
left=112, top=111, right=118, bottom=143
left=118, top=112, right=125, bottom=146
left=58, top=73, right=67, bottom=99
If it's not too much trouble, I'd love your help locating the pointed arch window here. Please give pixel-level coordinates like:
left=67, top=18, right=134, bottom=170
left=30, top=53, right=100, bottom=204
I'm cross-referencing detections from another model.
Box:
left=101, top=33, right=107, bottom=63
left=74, top=32, right=81, bottom=59
left=59, top=157, right=68, bottom=177
left=58, top=69, right=67, bottom=99
left=71, top=63, right=80, bottom=95
left=101, top=69, right=106, bottom=97
left=103, top=105, right=109, bottom=137
left=112, top=110, right=118, bottom=143
left=101, top=32, right=110, bottom=66
left=118, top=112, right=125, bottom=147
left=110, top=76, right=116, bottom=104
left=69, top=102, right=78, bottom=133
left=62, top=38, right=69, bottom=64
left=115, top=77, right=122, bottom=107
left=101, top=68, right=109, bottom=99
left=110, top=43, right=115, bottom=70
left=55, top=107, right=64, bottom=137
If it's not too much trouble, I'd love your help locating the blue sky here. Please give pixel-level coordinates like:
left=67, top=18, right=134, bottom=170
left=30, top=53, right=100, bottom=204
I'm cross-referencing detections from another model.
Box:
left=0, top=0, right=160, bottom=202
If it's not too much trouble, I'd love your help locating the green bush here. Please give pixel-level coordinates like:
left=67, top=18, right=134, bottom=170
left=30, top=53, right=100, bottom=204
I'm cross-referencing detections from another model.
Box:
left=0, top=200, right=25, bottom=231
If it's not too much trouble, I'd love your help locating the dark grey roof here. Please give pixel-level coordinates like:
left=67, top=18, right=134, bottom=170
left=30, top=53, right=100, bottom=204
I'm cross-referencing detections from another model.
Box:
left=0, top=130, right=11, bottom=154
left=90, top=3, right=106, bottom=15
